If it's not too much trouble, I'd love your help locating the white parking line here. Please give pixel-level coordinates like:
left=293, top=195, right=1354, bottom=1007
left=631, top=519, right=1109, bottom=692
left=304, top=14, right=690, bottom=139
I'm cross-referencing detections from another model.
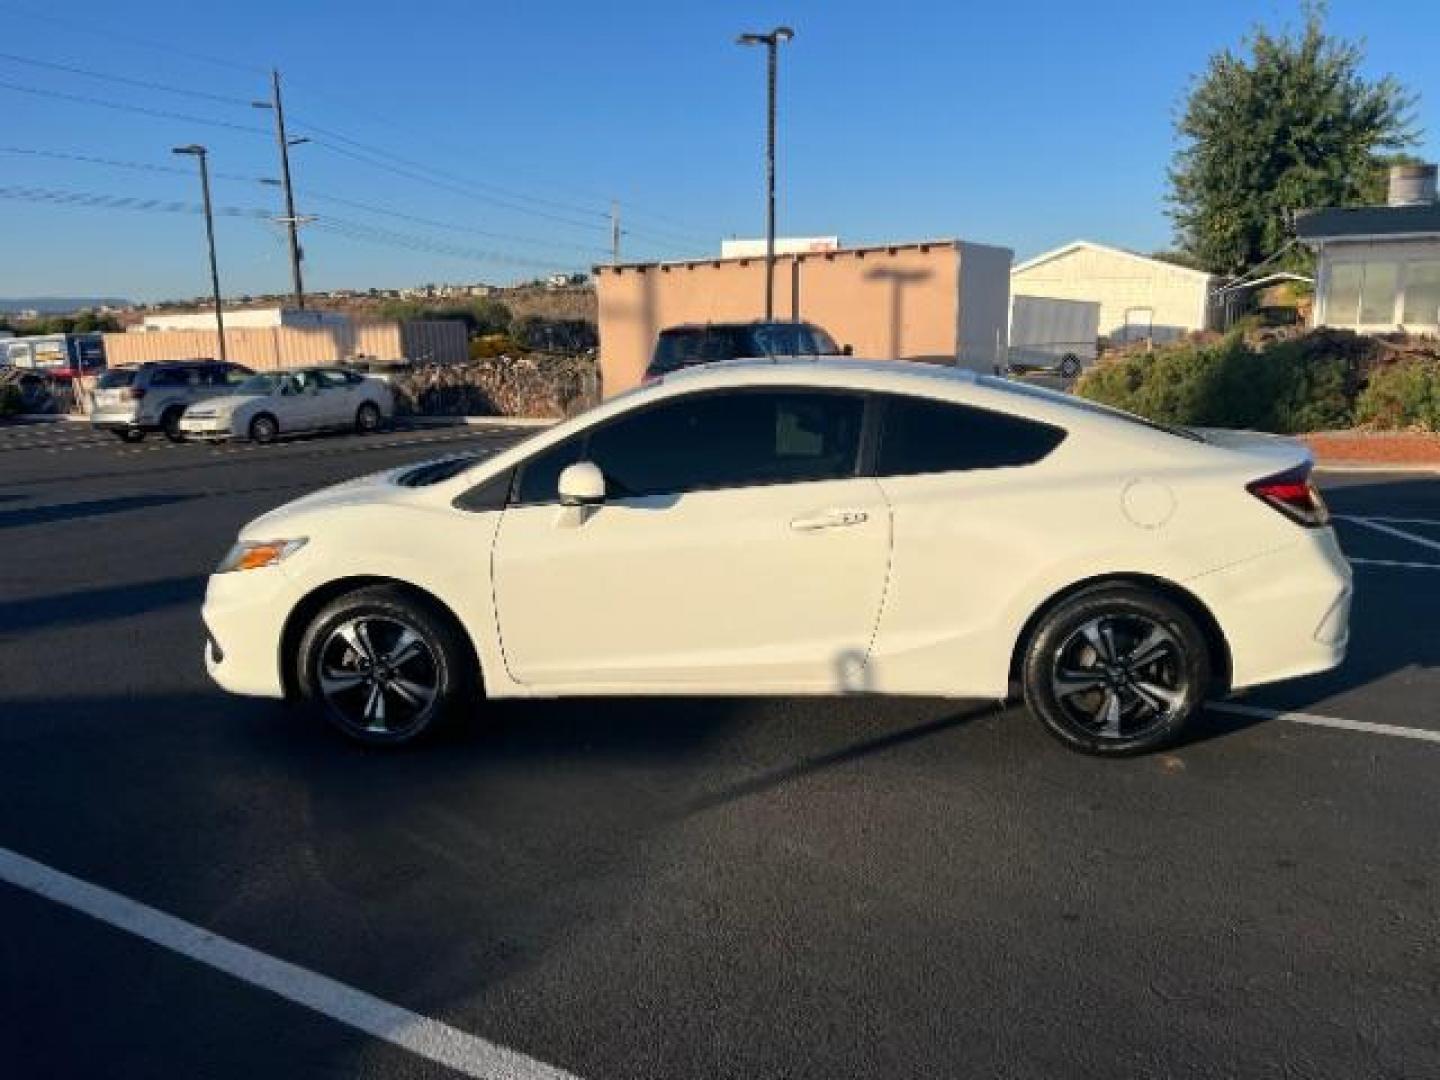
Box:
left=1348, top=557, right=1440, bottom=570
left=1210, top=702, right=1440, bottom=744
left=0, top=847, right=581, bottom=1080
left=1337, top=515, right=1440, bottom=555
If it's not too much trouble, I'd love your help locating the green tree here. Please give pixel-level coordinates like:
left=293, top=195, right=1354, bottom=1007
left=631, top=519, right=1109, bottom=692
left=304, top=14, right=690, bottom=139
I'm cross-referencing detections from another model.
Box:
left=1169, top=3, right=1418, bottom=276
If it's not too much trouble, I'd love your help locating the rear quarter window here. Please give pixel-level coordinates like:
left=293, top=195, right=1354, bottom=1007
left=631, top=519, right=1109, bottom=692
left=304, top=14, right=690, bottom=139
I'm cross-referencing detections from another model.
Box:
left=97, top=369, right=136, bottom=389
left=876, top=394, right=1066, bottom=476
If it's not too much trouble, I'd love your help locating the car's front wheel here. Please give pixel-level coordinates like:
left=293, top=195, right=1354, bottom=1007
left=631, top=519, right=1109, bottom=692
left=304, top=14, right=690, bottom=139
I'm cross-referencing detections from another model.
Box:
left=296, top=585, right=474, bottom=746
left=249, top=413, right=279, bottom=444
left=1021, top=584, right=1210, bottom=756
left=161, top=406, right=186, bottom=443
left=355, top=402, right=382, bottom=434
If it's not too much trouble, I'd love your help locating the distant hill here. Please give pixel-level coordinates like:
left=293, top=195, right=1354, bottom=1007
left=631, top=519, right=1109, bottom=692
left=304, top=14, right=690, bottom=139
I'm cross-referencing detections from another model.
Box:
left=0, top=297, right=131, bottom=314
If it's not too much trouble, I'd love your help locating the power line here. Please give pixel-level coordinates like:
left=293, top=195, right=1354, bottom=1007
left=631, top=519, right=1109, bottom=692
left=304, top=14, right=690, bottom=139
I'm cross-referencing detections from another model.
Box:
left=0, top=51, right=254, bottom=107
left=293, top=116, right=613, bottom=222
left=0, top=3, right=265, bottom=75
left=0, top=78, right=269, bottom=135
left=303, top=190, right=609, bottom=258
left=300, top=134, right=611, bottom=233
left=0, top=145, right=266, bottom=185
left=311, top=216, right=580, bottom=271
left=0, top=183, right=580, bottom=271
left=0, top=183, right=272, bottom=218
left=0, top=144, right=611, bottom=258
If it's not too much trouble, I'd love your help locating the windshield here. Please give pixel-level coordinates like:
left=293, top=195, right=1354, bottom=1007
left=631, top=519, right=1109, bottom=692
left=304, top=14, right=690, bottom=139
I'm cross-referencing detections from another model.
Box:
left=235, top=374, right=282, bottom=395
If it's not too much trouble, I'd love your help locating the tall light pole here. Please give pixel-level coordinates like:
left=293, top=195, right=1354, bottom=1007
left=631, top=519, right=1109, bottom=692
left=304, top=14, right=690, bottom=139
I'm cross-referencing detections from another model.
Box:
left=737, top=25, right=794, bottom=321
left=253, top=69, right=310, bottom=309
left=172, top=144, right=226, bottom=362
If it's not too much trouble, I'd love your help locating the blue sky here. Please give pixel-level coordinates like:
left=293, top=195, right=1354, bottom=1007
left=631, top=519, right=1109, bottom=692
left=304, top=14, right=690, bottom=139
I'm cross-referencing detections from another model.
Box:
left=0, top=0, right=1435, bottom=302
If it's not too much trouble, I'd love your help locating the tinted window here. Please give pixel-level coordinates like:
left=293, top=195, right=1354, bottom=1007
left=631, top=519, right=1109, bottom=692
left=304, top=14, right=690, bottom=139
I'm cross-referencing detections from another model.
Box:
left=650, top=328, right=749, bottom=374
left=876, top=394, right=1065, bottom=476
left=514, top=435, right=586, bottom=504
left=149, top=368, right=190, bottom=387
left=97, top=369, right=136, bottom=389
left=590, top=390, right=863, bottom=497
left=748, top=324, right=806, bottom=357
left=315, top=370, right=352, bottom=388
left=804, top=325, right=840, bottom=355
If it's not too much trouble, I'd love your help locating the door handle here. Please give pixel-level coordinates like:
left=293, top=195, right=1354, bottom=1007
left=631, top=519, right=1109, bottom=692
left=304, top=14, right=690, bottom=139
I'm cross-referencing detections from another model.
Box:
left=790, top=509, right=869, bottom=531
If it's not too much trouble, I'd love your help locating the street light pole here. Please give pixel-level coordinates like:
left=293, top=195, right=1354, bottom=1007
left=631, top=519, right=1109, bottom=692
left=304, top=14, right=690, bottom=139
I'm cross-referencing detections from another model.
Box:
left=737, top=26, right=794, bottom=321
left=172, top=144, right=227, bottom=362
left=254, top=69, right=309, bottom=310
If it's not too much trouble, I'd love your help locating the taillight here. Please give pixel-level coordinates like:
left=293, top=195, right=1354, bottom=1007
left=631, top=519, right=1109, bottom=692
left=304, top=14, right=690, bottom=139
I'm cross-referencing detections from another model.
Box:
left=1248, top=466, right=1329, bottom=527
left=128, top=387, right=146, bottom=400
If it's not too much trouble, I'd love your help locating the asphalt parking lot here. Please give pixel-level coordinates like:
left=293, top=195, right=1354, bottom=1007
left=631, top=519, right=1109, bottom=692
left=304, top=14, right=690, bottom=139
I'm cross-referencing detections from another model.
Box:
left=2, top=418, right=1439, bottom=1079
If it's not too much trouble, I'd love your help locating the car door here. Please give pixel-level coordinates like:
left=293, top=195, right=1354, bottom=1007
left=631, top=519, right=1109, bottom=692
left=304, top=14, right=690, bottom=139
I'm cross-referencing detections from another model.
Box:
left=490, top=388, right=891, bottom=690
left=285, top=370, right=327, bottom=430
left=313, top=369, right=357, bottom=426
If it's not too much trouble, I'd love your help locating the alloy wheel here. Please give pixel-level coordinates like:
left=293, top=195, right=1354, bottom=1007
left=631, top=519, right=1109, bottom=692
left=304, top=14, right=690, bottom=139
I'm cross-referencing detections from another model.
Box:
left=317, top=616, right=440, bottom=738
left=1049, top=614, right=1188, bottom=741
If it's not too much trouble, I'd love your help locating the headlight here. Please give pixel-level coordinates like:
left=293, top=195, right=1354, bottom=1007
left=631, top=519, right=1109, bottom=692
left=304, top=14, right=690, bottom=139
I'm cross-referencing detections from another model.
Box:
left=215, top=537, right=307, bottom=573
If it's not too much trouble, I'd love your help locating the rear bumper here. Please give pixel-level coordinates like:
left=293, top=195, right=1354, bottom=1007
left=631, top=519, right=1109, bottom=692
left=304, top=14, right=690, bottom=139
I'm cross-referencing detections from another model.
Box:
left=1188, top=528, right=1352, bottom=691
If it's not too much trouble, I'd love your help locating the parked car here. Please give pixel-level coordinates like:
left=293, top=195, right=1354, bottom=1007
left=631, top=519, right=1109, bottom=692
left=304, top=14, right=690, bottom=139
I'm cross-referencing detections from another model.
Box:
left=90, top=360, right=253, bottom=443
left=178, top=366, right=393, bottom=444
left=645, top=320, right=846, bottom=381
left=203, top=359, right=1350, bottom=755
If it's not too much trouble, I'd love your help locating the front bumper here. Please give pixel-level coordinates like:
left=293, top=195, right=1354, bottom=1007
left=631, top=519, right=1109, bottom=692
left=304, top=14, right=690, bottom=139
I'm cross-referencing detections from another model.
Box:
left=201, top=566, right=300, bottom=698
left=1188, top=527, right=1352, bottom=691
left=178, top=417, right=235, bottom=440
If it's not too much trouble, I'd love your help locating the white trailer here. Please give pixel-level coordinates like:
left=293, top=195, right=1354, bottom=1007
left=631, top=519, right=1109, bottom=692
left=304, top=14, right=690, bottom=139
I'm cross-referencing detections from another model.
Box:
left=1007, top=295, right=1100, bottom=379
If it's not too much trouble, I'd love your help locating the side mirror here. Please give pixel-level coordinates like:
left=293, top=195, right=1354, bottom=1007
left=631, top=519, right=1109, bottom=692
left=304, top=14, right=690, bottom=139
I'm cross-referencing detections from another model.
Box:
left=558, top=461, right=606, bottom=507
left=841, top=344, right=854, bottom=356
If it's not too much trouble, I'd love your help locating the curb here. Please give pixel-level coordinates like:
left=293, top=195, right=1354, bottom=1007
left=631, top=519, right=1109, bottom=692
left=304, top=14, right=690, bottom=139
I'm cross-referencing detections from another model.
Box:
left=10, top=413, right=88, bottom=423
left=1314, top=462, right=1440, bottom=475
left=401, top=416, right=555, bottom=429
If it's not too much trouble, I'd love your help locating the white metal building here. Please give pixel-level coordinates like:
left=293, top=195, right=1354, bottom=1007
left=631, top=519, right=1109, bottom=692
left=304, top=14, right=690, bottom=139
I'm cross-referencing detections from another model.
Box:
left=136, top=307, right=351, bottom=332
left=1010, top=240, right=1217, bottom=344
left=1297, top=164, right=1440, bottom=334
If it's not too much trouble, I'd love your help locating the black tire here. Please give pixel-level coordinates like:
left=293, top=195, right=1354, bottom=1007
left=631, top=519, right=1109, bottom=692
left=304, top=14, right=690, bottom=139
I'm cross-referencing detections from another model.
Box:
left=161, top=407, right=186, bottom=443
left=296, top=585, right=475, bottom=747
left=1059, top=353, right=1082, bottom=379
left=355, top=401, right=382, bottom=434
left=1021, top=584, right=1210, bottom=756
left=115, top=428, right=145, bottom=443
left=249, top=413, right=279, bottom=445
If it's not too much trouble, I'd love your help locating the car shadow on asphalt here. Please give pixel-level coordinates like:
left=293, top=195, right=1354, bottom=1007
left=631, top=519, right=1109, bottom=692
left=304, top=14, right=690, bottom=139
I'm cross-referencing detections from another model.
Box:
left=0, top=493, right=200, bottom=530
left=0, top=574, right=208, bottom=637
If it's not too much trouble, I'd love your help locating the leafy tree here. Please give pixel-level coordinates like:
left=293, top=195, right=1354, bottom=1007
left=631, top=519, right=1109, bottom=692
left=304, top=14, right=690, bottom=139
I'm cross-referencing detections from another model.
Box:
left=1169, top=3, right=1418, bottom=276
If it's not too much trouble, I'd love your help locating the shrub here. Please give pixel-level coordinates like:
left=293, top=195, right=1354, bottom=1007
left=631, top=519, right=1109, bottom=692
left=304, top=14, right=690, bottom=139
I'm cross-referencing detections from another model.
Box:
left=1355, top=360, right=1440, bottom=431
left=0, top=382, right=21, bottom=417
left=1075, top=331, right=1365, bottom=433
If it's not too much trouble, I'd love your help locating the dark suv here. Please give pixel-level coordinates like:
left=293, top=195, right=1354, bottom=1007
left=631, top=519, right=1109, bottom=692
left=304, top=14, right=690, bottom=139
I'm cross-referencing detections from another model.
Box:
left=90, top=360, right=254, bottom=443
left=645, top=321, right=845, bottom=381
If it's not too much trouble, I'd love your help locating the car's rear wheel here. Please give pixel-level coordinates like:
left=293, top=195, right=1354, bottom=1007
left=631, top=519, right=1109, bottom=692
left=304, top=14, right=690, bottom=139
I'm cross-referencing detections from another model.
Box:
left=161, top=406, right=186, bottom=443
left=1022, top=584, right=1210, bottom=756
left=355, top=402, right=382, bottom=434
left=296, top=585, right=473, bottom=746
left=1058, top=353, right=1082, bottom=379
left=249, top=413, right=279, bottom=444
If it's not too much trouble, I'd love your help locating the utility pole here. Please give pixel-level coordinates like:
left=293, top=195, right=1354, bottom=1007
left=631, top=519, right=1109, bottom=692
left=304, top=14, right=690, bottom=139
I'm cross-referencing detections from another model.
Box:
left=610, top=200, right=621, bottom=264
left=172, top=144, right=227, bottom=362
left=254, top=69, right=309, bottom=309
left=737, top=26, right=794, bottom=321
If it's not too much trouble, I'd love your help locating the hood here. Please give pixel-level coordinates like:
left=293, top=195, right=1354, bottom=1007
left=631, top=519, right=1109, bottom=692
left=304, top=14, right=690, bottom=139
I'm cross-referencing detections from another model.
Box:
left=241, top=463, right=418, bottom=538
left=191, top=393, right=267, bottom=417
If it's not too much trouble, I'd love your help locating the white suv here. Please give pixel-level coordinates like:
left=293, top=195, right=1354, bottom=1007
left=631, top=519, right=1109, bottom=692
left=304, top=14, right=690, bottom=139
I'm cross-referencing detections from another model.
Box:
left=90, top=361, right=253, bottom=443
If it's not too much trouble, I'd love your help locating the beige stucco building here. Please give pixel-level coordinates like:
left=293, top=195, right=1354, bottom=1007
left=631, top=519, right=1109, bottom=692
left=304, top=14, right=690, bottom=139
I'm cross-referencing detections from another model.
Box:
left=1010, top=240, right=1217, bottom=344
left=594, top=239, right=1013, bottom=396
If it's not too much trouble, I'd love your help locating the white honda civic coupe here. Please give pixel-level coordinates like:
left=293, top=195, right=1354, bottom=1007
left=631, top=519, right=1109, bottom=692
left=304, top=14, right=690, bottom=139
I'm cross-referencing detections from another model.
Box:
left=202, top=360, right=1350, bottom=755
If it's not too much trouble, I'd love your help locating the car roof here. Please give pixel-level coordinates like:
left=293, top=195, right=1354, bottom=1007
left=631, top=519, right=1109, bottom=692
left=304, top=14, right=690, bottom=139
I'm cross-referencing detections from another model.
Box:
left=659, top=320, right=824, bottom=333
